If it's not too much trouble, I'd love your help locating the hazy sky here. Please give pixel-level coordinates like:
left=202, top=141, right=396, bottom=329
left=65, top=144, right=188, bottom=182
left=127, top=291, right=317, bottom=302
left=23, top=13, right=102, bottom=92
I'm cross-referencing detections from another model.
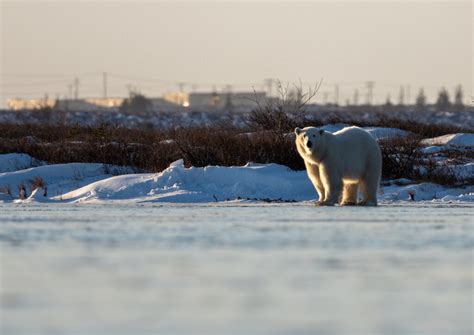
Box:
left=1, top=1, right=472, bottom=106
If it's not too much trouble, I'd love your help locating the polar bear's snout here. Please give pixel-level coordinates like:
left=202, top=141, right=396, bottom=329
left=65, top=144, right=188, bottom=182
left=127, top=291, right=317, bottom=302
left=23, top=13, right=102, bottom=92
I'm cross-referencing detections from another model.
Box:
left=306, top=140, right=312, bottom=148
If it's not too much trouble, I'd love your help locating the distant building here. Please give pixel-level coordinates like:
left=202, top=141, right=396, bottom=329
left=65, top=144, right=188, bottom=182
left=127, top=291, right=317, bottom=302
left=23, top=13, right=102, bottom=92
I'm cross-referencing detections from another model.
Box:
left=7, top=97, right=124, bottom=111
left=188, top=91, right=266, bottom=109
left=149, top=98, right=183, bottom=110
left=7, top=91, right=267, bottom=112
left=53, top=99, right=107, bottom=111
left=7, top=98, right=55, bottom=110
left=85, top=98, right=124, bottom=108
left=162, top=92, right=189, bottom=107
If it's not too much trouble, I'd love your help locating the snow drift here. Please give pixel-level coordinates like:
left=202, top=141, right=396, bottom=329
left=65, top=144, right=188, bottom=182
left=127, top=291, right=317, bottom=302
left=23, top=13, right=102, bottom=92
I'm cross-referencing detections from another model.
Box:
left=0, top=160, right=135, bottom=201
left=58, top=160, right=316, bottom=203
left=0, top=153, right=45, bottom=173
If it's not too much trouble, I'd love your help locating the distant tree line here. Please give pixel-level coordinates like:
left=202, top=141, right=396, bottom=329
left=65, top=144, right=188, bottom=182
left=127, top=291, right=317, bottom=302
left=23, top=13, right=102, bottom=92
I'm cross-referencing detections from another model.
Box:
left=383, top=85, right=465, bottom=113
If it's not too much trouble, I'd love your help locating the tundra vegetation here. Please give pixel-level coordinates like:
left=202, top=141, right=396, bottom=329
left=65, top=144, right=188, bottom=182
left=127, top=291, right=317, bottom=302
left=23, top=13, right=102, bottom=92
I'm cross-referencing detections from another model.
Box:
left=0, top=84, right=472, bottom=186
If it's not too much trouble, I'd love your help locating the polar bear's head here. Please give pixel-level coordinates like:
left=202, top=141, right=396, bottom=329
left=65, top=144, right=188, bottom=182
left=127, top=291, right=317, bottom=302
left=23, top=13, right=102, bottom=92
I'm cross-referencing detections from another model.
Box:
left=294, top=127, right=327, bottom=163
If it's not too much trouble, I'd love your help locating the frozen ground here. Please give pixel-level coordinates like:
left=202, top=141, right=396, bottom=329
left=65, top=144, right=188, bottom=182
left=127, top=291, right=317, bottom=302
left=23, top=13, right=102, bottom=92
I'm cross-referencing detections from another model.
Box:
left=0, top=202, right=473, bottom=334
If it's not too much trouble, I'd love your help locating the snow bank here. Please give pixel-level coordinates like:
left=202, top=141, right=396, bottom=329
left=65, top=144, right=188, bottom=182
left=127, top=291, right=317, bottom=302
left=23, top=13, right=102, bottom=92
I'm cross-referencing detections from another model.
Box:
left=0, top=153, right=45, bottom=173
left=421, top=133, right=474, bottom=147
left=382, top=182, right=474, bottom=202
left=362, top=127, right=410, bottom=140
left=53, top=160, right=472, bottom=204
left=0, top=162, right=135, bottom=201
left=58, top=160, right=316, bottom=203
left=0, top=159, right=471, bottom=203
left=320, top=124, right=410, bottom=140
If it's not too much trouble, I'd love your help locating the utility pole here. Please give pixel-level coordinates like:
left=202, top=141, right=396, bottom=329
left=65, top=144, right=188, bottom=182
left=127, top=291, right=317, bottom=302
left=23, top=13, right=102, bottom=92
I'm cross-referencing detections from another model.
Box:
left=405, top=85, right=411, bottom=105
left=103, top=72, right=108, bottom=99
left=73, top=77, right=79, bottom=100
left=68, top=84, right=73, bottom=99
left=334, top=84, right=340, bottom=106
left=365, top=81, right=374, bottom=105
left=225, top=84, right=233, bottom=110
left=178, top=82, right=185, bottom=106
left=353, top=89, right=359, bottom=105
left=398, top=86, right=405, bottom=105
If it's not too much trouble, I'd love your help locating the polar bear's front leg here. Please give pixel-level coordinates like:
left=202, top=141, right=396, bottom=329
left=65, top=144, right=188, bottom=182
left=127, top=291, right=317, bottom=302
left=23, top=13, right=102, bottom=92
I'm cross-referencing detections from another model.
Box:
left=318, top=163, right=343, bottom=206
left=304, top=161, right=325, bottom=204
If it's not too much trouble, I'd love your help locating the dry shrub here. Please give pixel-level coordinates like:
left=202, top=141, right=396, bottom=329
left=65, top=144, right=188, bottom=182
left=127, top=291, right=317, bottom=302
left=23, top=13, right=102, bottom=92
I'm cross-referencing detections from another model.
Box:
left=30, top=177, right=46, bottom=191
left=173, top=127, right=304, bottom=170
left=248, top=81, right=321, bottom=132
left=0, top=185, right=12, bottom=196
left=379, top=135, right=423, bottom=180
left=0, top=121, right=471, bottom=186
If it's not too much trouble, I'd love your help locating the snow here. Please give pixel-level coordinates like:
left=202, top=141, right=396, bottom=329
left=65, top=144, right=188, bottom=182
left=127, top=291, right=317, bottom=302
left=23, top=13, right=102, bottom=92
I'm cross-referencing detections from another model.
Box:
left=0, top=153, right=45, bottom=172
left=420, top=145, right=447, bottom=154
left=320, top=124, right=410, bottom=140
left=421, top=133, right=474, bottom=147
left=361, top=127, right=410, bottom=140
left=58, top=160, right=316, bottom=203
left=450, top=163, right=474, bottom=180
left=382, top=182, right=473, bottom=202
left=0, top=157, right=469, bottom=204
left=0, top=156, right=135, bottom=200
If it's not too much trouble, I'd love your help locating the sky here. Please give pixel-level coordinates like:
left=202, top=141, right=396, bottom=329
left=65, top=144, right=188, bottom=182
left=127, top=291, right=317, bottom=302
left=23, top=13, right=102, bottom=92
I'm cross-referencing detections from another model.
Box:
left=1, top=0, right=472, bottom=107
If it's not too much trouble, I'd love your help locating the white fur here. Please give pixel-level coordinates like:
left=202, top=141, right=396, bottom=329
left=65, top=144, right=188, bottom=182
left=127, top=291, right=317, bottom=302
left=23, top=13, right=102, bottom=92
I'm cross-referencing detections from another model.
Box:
left=295, top=126, right=382, bottom=206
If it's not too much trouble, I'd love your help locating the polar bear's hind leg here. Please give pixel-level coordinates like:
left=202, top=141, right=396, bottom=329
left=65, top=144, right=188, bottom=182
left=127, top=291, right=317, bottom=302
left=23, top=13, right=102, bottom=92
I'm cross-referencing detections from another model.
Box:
left=360, top=177, right=378, bottom=206
left=341, top=183, right=358, bottom=206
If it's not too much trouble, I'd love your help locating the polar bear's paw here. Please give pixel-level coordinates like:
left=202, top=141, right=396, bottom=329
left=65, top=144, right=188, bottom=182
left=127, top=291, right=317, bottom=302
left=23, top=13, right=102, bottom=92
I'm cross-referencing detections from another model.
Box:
left=316, top=200, right=336, bottom=206
left=359, top=200, right=378, bottom=207
left=340, top=201, right=358, bottom=206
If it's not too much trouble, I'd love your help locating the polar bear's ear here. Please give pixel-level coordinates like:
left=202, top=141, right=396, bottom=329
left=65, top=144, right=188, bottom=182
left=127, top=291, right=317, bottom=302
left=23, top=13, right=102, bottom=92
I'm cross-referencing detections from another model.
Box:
left=294, top=127, right=302, bottom=135
left=319, top=129, right=324, bottom=135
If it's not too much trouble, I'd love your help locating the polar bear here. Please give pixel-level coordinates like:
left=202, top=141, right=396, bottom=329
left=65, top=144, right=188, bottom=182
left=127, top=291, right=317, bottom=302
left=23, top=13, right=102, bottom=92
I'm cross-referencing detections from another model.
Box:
left=295, top=126, right=382, bottom=206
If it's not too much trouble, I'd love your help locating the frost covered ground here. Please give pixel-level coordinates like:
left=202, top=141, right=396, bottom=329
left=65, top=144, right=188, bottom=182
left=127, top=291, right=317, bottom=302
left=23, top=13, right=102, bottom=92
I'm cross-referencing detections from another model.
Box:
left=1, top=202, right=473, bottom=334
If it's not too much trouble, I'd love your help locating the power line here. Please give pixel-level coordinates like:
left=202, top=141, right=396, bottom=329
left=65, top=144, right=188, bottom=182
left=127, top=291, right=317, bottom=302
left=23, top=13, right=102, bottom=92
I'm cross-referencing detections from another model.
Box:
left=1, top=72, right=101, bottom=78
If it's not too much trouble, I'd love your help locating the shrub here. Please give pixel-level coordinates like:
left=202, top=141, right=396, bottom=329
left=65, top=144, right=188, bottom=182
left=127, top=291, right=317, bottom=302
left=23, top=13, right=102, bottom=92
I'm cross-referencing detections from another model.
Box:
left=378, top=135, right=423, bottom=180
left=0, top=121, right=471, bottom=186
left=248, top=80, right=321, bottom=132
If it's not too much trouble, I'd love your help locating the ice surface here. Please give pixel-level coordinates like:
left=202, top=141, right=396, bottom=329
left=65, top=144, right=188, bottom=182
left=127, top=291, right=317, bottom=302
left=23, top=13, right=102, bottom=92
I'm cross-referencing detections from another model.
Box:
left=0, top=203, right=472, bottom=334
